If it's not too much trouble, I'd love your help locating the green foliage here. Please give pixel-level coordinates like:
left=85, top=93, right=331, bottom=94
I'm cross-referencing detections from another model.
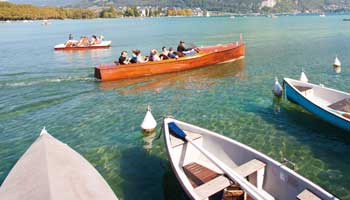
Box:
left=273, top=0, right=298, bottom=13
left=123, top=7, right=140, bottom=17
left=0, top=2, right=96, bottom=20
left=166, top=8, right=193, bottom=16
left=100, top=6, right=121, bottom=18
left=81, top=0, right=350, bottom=13
left=298, top=0, right=324, bottom=10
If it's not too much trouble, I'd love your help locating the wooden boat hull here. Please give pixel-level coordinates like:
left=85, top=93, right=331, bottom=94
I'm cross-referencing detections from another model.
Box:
left=197, top=43, right=240, bottom=53
left=98, top=59, right=246, bottom=94
left=283, top=78, right=350, bottom=131
left=94, top=43, right=245, bottom=81
left=163, top=117, right=338, bottom=200
left=54, top=41, right=112, bottom=51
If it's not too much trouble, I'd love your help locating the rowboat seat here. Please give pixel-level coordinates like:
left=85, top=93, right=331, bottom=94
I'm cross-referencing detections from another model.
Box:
left=328, top=98, right=350, bottom=113
left=294, top=85, right=313, bottom=97
left=294, top=86, right=312, bottom=92
left=170, top=130, right=202, bottom=148
left=183, top=162, right=232, bottom=199
left=235, top=159, right=266, bottom=178
left=297, top=189, right=321, bottom=200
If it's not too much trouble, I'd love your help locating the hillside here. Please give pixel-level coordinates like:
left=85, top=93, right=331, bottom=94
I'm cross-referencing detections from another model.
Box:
left=76, top=0, right=350, bottom=13
left=8, top=0, right=350, bottom=13
left=9, top=0, right=80, bottom=6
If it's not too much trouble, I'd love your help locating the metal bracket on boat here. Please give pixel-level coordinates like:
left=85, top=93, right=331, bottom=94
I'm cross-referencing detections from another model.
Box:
left=281, top=158, right=295, bottom=169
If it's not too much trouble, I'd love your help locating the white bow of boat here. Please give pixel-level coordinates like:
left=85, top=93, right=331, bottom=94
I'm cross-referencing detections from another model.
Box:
left=299, top=70, right=308, bottom=82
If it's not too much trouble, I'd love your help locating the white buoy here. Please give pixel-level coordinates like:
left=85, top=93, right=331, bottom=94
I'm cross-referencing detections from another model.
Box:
left=333, top=56, right=341, bottom=73
left=141, top=105, right=157, bottom=132
left=299, top=70, right=308, bottom=83
left=272, top=77, right=283, bottom=97
left=333, top=56, right=341, bottom=68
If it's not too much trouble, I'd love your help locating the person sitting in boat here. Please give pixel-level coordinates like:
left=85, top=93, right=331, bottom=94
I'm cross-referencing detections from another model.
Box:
left=118, top=51, right=130, bottom=65
left=159, top=47, right=169, bottom=60
left=65, top=35, right=78, bottom=47
left=177, top=41, right=198, bottom=56
left=130, top=49, right=138, bottom=64
left=77, top=36, right=89, bottom=47
left=135, top=49, right=149, bottom=63
left=168, top=47, right=179, bottom=59
left=90, top=35, right=98, bottom=45
left=149, top=49, right=161, bottom=61
left=83, top=36, right=90, bottom=46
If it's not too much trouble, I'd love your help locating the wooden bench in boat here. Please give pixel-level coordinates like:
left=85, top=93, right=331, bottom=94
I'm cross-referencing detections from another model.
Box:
left=297, top=189, right=321, bottom=200
left=236, top=159, right=265, bottom=178
left=294, top=85, right=313, bottom=96
left=184, top=162, right=232, bottom=199
left=235, top=159, right=266, bottom=191
left=294, top=86, right=312, bottom=92
left=170, top=130, right=202, bottom=148
left=328, top=98, right=350, bottom=113
left=183, top=159, right=269, bottom=200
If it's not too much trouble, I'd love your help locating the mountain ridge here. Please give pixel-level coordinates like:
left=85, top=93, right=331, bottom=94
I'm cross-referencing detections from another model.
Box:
left=9, top=0, right=350, bottom=13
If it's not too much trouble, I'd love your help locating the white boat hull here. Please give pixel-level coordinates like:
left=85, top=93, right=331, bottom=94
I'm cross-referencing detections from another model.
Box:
left=163, top=118, right=338, bottom=200
left=284, top=78, right=350, bottom=131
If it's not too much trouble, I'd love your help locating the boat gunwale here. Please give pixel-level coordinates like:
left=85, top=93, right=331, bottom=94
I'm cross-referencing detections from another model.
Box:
left=54, top=41, right=112, bottom=50
left=96, top=43, right=244, bottom=70
left=163, top=117, right=338, bottom=200
left=283, top=78, right=350, bottom=122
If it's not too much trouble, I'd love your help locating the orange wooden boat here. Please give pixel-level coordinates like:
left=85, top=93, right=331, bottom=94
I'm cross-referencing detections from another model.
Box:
left=94, top=42, right=245, bottom=81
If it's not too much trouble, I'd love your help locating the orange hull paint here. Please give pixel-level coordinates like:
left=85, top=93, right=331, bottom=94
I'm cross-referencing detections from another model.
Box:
left=95, top=43, right=245, bottom=81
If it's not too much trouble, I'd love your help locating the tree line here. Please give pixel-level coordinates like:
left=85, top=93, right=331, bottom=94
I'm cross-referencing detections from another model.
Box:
left=0, top=2, right=195, bottom=20
left=0, top=2, right=96, bottom=20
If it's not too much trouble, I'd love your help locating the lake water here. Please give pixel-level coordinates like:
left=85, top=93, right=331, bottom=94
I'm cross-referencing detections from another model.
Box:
left=1, top=15, right=350, bottom=199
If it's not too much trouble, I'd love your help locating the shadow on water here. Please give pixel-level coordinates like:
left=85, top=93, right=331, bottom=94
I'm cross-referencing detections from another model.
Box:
left=275, top=97, right=350, bottom=142
left=97, top=59, right=246, bottom=95
left=118, top=135, right=189, bottom=200
left=118, top=146, right=166, bottom=200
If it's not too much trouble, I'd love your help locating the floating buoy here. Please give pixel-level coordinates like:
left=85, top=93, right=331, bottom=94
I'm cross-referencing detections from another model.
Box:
left=141, top=105, right=157, bottom=132
left=272, top=77, right=283, bottom=97
left=299, top=70, right=308, bottom=82
left=333, top=56, right=341, bottom=73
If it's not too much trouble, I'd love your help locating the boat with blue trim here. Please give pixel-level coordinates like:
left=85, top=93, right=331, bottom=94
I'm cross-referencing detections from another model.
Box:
left=283, top=78, right=350, bottom=131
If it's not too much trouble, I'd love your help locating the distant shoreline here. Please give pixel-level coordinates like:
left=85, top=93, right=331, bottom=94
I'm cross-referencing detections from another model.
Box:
left=2, top=12, right=350, bottom=22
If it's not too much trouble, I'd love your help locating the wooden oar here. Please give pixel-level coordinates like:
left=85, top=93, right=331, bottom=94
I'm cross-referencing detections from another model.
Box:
left=167, top=122, right=272, bottom=200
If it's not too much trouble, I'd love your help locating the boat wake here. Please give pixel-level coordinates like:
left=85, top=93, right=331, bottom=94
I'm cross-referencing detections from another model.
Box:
left=1, top=76, right=95, bottom=88
left=0, top=90, right=92, bottom=120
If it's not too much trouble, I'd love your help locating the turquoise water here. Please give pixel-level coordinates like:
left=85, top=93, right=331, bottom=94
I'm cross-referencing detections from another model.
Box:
left=1, top=16, right=350, bottom=199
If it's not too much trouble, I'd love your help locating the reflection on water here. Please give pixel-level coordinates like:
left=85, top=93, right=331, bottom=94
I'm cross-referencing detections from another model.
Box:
left=272, top=96, right=282, bottom=114
left=99, top=59, right=246, bottom=94
left=53, top=48, right=114, bottom=64
left=142, top=130, right=157, bottom=152
left=333, top=66, right=341, bottom=74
